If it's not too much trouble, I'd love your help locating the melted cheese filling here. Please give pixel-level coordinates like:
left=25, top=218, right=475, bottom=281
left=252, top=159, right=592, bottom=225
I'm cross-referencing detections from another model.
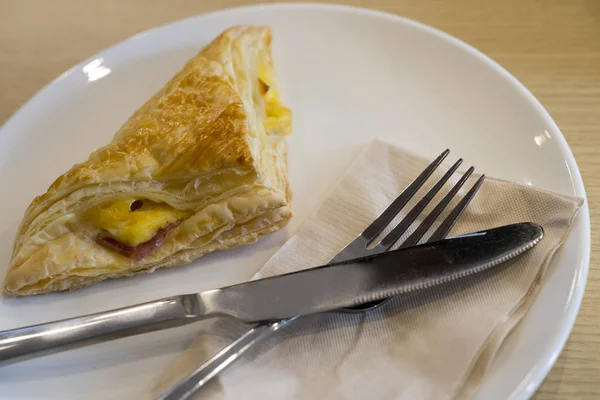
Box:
left=83, top=199, right=191, bottom=246
left=259, top=65, right=292, bottom=136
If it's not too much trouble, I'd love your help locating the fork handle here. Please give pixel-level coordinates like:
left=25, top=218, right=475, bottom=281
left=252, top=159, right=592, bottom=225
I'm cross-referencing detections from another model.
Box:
left=155, top=318, right=297, bottom=400
left=0, top=295, right=202, bottom=365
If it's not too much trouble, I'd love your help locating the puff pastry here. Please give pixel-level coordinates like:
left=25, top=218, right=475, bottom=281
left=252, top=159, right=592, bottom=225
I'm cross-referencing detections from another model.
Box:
left=5, top=26, right=292, bottom=296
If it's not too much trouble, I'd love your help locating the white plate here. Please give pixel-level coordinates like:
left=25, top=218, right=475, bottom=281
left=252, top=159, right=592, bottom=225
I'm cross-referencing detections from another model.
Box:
left=0, top=4, right=590, bottom=399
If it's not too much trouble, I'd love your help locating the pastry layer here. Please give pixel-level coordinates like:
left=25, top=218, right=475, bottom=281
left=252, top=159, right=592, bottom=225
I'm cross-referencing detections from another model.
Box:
left=6, top=25, right=292, bottom=296
left=6, top=190, right=291, bottom=295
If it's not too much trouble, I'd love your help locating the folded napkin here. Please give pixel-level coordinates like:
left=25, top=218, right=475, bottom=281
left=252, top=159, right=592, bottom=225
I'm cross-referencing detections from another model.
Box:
left=154, top=140, right=583, bottom=400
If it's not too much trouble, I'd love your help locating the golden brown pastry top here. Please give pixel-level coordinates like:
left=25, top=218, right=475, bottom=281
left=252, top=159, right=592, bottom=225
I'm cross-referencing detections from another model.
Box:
left=16, top=25, right=289, bottom=244
left=6, top=25, right=293, bottom=296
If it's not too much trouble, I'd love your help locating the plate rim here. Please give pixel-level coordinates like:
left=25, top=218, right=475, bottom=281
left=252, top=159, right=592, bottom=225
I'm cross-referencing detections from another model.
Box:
left=0, top=3, right=591, bottom=399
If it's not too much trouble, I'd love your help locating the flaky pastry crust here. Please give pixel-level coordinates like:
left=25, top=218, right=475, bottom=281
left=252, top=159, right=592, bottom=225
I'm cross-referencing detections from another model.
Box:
left=5, top=26, right=292, bottom=296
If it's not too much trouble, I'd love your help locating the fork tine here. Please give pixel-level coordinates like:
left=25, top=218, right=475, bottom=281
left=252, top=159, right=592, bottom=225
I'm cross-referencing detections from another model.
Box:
left=399, top=166, right=475, bottom=248
left=373, top=157, right=463, bottom=251
left=427, top=174, right=486, bottom=242
left=360, top=149, right=450, bottom=243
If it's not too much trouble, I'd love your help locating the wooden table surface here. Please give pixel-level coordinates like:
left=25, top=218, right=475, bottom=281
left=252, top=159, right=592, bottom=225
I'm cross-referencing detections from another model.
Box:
left=1, top=0, right=598, bottom=398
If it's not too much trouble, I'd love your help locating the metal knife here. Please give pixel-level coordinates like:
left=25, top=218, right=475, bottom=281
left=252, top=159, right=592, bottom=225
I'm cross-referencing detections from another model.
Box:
left=0, top=222, right=543, bottom=365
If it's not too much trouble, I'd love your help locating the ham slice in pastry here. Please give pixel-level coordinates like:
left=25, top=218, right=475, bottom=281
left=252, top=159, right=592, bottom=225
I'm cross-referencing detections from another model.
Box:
left=5, top=26, right=292, bottom=296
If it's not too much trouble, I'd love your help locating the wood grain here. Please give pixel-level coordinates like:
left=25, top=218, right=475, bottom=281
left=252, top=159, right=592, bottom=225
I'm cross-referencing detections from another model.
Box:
left=0, top=1, right=598, bottom=398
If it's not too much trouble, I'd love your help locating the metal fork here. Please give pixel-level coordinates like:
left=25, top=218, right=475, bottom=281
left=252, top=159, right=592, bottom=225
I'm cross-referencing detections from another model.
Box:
left=155, top=150, right=486, bottom=400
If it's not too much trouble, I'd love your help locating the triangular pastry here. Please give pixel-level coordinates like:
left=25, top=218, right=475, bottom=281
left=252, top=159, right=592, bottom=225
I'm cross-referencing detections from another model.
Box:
left=5, top=26, right=292, bottom=296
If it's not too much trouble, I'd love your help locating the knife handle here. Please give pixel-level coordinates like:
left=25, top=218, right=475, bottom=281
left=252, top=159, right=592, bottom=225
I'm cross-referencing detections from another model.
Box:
left=155, top=318, right=296, bottom=400
left=0, top=294, right=203, bottom=365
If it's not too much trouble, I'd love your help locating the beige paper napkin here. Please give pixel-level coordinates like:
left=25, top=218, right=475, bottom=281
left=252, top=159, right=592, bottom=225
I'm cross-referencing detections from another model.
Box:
left=154, top=140, right=583, bottom=400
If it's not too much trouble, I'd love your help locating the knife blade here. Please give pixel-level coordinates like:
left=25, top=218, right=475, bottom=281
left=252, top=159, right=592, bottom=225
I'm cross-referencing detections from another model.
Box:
left=0, top=222, right=542, bottom=365
left=202, top=222, right=543, bottom=322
